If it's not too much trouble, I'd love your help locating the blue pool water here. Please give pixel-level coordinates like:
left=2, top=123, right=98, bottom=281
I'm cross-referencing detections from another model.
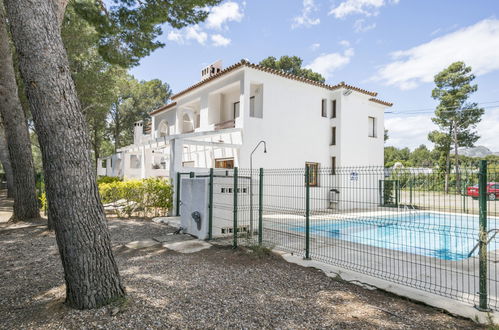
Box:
left=291, top=213, right=499, bottom=261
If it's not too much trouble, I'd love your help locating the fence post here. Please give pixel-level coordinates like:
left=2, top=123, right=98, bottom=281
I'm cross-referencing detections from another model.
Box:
left=409, top=178, right=413, bottom=205
left=395, top=180, right=400, bottom=208
left=258, top=168, right=263, bottom=245
left=208, top=168, right=214, bottom=240
left=477, top=160, right=490, bottom=311
left=305, top=166, right=311, bottom=260
left=189, top=171, right=195, bottom=178
left=176, top=172, right=181, bottom=216
left=233, top=167, right=238, bottom=248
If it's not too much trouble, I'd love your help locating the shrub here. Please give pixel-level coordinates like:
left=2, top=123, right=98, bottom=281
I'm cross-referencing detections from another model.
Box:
left=39, top=192, right=47, bottom=214
left=99, top=178, right=173, bottom=218
left=97, top=176, right=123, bottom=185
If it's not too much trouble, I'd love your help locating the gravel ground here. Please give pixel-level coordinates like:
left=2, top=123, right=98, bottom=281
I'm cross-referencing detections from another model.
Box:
left=0, top=203, right=484, bottom=329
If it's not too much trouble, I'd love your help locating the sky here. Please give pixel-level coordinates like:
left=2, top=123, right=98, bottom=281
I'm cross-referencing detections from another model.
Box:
left=130, top=0, right=499, bottom=152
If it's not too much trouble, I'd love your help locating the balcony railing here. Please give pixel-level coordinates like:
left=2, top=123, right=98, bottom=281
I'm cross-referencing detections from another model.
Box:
left=215, top=119, right=235, bottom=130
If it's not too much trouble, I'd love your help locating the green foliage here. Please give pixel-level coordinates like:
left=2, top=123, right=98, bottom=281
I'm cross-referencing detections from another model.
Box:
left=97, top=175, right=123, bottom=184
left=99, top=178, right=173, bottom=218
left=39, top=191, right=47, bottom=213
left=62, top=2, right=128, bottom=163
left=73, top=0, right=223, bottom=67
left=428, top=61, right=484, bottom=188
left=384, top=146, right=411, bottom=167
left=259, top=56, right=325, bottom=83
left=109, top=75, right=172, bottom=151
left=381, top=180, right=397, bottom=206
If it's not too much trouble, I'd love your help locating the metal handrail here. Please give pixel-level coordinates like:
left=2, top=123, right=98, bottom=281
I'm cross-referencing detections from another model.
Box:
left=468, top=229, right=499, bottom=258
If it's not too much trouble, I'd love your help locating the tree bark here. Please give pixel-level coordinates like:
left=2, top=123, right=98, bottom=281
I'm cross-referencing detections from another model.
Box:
left=3, top=0, right=125, bottom=309
left=0, top=3, right=40, bottom=220
left=0, top=125, right=14, bottom=197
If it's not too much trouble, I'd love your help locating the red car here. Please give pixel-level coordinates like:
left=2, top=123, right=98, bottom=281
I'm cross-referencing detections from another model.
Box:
left=467, top=183, right=499, bottom=200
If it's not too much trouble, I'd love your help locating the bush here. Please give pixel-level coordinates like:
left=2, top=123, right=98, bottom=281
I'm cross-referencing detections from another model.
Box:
left=97, top=176, right=123, bottom=185
left=99, top=178, right=173, bottom=218
left=39, top=192, right=47, bottom=214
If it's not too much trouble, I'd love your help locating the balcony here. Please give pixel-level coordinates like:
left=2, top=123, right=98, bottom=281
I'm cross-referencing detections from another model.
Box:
left=215, top=119, right=235, bottom=131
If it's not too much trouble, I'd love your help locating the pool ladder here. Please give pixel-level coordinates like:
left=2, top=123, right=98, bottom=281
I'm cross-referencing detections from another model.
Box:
left=467, top=228, right=499, bottom=258
left=401, top=204, right=417, bottom=217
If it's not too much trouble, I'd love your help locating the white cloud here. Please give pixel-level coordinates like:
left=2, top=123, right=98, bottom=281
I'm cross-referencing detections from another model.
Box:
left=385, top=108, right=499, bottom=151
left=339, top=40, right=351, bottom=47
left=167, top=25, right=208, bottom=45
left=211, top=34, right=231, bottom=47
left=167, top=30, right=183, bottom=43
left=185, top=26, right=208, bottom=45
left=305, top=48, right=354, bottom=80
left=206, top=1, right=244, bottom=30
left=373, top=19, right=499, bottom=90
left=385, top=115, right=436, bottom=150
left=293, top=0, right=321, bottom=28
left=329, top=0, right=399, bottom=18
left=310, top=43, right=321, bottom=51
left=354, top=19, right=376, bottom=32
left=475, top=107, right=499, bottom=151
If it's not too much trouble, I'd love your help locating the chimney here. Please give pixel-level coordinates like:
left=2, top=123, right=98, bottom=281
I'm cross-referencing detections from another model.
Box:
left=133, top=121, right=143, bottom=145
left=201, top=60, right=223, bottom=81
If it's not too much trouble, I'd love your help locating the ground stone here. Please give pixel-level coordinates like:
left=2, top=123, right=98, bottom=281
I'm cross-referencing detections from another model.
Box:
left=163, top=240, right=212, bottom=253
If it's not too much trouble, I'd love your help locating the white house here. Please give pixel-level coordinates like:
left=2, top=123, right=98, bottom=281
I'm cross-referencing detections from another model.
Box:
left=98, top=59, right=391, bottom=175
left=97, top=59, right=392, bottom=211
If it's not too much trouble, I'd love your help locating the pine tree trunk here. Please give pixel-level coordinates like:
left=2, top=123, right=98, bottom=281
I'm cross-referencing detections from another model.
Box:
left=0, top=125, right=15, bottom=197
left=3, top=0, right=125, bottom=309
left=0, top=4, right=40, bottom=220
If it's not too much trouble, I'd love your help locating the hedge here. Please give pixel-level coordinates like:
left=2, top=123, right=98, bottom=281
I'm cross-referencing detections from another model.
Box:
left=40, top=177, right=173, bottom=219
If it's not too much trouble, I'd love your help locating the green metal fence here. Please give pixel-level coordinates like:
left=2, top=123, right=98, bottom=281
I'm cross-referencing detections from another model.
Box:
left=179, top=160, right=499, bottom=311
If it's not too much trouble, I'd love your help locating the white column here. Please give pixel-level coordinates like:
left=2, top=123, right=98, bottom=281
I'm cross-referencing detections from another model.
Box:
left=140, top=145, right=146, bottom=179
left=200, top=94, right=209, bottom=129
left=169, top=138, right=184, bottom=216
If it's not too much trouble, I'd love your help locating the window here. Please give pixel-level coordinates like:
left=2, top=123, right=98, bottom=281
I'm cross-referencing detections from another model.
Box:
left=331, top=157, right=336, bottom=175
left=215, top=158, right=234, bottom=169
left=233, top=101, right=240, bottom=119
left=158, top=120, right=169, bottom=137
left=152, top=155, right=167, bottom=169
left=305, top=162, right=319, bottom=187
left=249, top=96, right=255, bottom=117
left=331, top=100, right=337, bottom=118
left=182, top=113, right=194, bottom=133
left=130, top=155, right=141, bottom=169
left=331, top=127, right=336, bottom=146
left=368, top=116, right=376, bottom=138
left=101, top=159, right=107, bottom=168
left=321, top=99, right=327, bottom=117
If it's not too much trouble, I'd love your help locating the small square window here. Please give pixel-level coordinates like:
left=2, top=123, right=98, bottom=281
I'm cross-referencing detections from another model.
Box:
left=321, top=99, right=327, bottom=117
left=331, top=100, right=337, bottom=118
left=331, top=127, right=336, bottom=146
left=368, top=116, right=377, bottom=138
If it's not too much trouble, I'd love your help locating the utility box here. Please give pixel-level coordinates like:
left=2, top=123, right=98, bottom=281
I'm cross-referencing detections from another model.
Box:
left=180, top=178, right=210, bottom=239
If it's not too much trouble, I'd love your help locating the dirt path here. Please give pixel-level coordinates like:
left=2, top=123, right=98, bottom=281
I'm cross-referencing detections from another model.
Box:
left=0, top=193, right=483, bottom=329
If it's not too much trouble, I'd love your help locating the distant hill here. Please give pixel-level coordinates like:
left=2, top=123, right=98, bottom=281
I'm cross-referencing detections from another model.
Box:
left=458, top=146, right=499, bottom=158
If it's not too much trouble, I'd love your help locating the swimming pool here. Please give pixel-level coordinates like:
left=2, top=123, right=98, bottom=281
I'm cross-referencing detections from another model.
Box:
left=291, top=212, right=499, bottom=261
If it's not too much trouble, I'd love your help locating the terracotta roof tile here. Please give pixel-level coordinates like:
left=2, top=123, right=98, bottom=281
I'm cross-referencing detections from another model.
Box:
left=170, top=59, right=380, bottom=100
left=368, top=98, right=393, bottom=107
left=149, top=102, right=177, bottom=116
